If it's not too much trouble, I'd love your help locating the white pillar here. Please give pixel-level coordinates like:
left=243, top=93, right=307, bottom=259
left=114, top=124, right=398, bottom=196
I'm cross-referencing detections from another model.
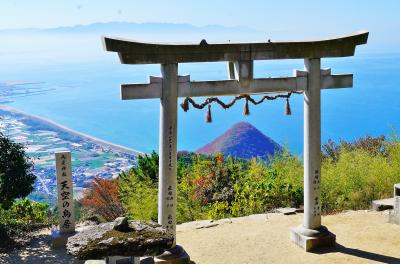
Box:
left=303, top=58, right=322, bottom=230
left=158, top=63, right=178, bottom=243
left=290, top=58, right=335, bottom=251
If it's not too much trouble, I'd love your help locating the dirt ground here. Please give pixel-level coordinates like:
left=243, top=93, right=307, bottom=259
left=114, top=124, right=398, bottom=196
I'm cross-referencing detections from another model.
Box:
left=1, top=210, right=399, bottom=264
left=178, top=210, right=400, bottom=264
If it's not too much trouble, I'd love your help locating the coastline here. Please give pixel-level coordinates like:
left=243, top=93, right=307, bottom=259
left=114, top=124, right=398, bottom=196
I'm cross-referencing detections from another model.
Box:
left=0, top=105, right=144, bottom=156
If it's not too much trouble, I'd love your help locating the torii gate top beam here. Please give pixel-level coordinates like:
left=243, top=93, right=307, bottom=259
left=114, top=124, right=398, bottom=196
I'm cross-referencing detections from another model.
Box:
left=102, top=31, right=368, bottom=64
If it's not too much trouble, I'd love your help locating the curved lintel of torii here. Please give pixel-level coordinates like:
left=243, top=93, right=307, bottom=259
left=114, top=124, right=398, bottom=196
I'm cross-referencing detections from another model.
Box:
left=102, top=30, right=369, bottom=64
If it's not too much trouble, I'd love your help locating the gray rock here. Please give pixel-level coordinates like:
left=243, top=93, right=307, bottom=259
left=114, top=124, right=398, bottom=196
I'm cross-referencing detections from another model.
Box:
left=276, top=207, right=297, bottom=215
left=113, top=217, right=130, bottom=232
left=67, top=218, right=174, bottom=260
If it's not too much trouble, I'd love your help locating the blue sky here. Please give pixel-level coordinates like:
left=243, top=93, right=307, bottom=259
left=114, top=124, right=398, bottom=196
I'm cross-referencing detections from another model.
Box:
left=1, top=1, right=399, bottom=49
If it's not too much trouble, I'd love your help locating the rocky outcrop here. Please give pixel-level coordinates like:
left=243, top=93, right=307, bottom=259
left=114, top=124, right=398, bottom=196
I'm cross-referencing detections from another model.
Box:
left=66, top=217, right=174, bottom=260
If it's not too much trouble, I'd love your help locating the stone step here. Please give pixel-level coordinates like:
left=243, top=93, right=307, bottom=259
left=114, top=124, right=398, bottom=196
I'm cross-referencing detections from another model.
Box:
left=276, top=208, right=297, bottom=215
left=371, top=198, right=394, bottom=211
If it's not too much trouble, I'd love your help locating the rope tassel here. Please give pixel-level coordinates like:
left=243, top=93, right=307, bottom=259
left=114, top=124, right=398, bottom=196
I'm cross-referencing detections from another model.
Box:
left=243, top=98, right=250, bottom=116
left=181, top=98, right=189, bottom=112
left=206, top=104, right=212, bottom=123
left=285, top=97, right=292, bottom=115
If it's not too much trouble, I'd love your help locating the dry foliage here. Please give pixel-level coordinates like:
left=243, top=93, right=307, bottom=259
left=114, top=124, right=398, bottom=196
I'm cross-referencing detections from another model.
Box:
left=80, top=176, right=125, bottom=221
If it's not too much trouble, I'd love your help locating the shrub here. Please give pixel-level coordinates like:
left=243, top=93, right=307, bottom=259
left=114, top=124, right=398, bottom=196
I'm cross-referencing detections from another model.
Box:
left=321, top=143, right=400, bottom=213
left=117, top=135, right=400, bottom=222
left=0, top=198, right=50, bottom=252
left=131, top=151, right=159, bottom=183
left=230, top=153, right=303, bottom=218
left=0, top=198, right=49, bottom=225
left=119, top=170, right=158, bottom=221
left=177, top=167, right=208, bottom=223
left=80, top=176, right=125, bottom=221
left=322, top=135, right=386, bottom=162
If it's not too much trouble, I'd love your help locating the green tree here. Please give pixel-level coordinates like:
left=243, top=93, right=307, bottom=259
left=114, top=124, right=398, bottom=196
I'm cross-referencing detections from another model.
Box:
left=0, top=133, right=36, bottom=209
left=131, top=151, right=159, bottom=183
left=119, top=170, right=158, bottom=221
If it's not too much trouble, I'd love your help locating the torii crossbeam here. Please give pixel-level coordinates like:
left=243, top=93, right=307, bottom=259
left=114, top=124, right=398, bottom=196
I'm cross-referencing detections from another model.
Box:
left=103, top=31, right=368, bottom=262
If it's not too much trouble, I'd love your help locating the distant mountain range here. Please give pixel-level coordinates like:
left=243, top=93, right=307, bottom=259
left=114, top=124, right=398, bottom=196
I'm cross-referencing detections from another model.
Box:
left=1, top=22, right=263, bottom=41
left=196, top=122, right=282, bottom=159
left=0, top=22, right=264, bottom=62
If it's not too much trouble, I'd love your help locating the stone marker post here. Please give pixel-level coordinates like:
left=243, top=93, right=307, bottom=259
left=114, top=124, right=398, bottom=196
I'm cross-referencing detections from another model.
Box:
left=52, top=151, right=75, bottom=248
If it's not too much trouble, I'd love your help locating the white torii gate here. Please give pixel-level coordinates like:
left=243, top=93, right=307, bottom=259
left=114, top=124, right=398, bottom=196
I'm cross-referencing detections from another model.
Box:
left=103, top=31, right=368, bottom=262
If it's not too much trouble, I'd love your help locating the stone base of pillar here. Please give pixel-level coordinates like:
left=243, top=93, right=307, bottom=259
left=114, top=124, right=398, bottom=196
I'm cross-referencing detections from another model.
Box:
left=84, top=256, right=140, bottom=264
left=389, top=196, right=400, bottom=225
left=51, top=229, right=75, bottom=248
left=290, top=225, right=336, bottom=252
left=154, top=245, right=190, bottom=264
left=389, top=212, right=400, bottom=225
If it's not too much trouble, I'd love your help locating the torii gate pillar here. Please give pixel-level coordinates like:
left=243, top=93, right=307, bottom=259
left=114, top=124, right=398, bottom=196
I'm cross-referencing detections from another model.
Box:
left=290, top=58, right=336, bottom=251
left=155, top=63, right=191, bottom=263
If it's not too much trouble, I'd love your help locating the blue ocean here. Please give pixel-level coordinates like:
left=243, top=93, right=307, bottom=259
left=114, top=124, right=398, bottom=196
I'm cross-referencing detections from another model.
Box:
left=0, top=28, right=399, bottom=155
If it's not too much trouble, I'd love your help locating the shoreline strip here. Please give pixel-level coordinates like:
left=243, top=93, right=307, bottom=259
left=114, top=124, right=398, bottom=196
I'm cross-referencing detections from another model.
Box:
left=0, top=105, right=144, bottom=156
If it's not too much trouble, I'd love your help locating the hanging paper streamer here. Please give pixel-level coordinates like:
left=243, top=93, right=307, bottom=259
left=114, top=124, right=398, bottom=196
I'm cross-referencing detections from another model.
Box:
left=243, top=98, right=250, bottom=116
left=285, top=98, right=292, bottom=115
left=206, top=104, right=212, bottom=123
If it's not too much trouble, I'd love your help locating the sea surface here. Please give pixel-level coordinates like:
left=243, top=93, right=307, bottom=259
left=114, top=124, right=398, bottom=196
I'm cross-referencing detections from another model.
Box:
left=0, top=51, right=399, bottom=155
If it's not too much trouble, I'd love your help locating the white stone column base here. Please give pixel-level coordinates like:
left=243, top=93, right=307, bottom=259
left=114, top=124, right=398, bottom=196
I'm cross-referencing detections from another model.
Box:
left=84, top=256, right=140, bottom=264
left=51, top=229, right=75, bottom=248
left=154, top=245, right=190, bottom=264
left=389, top=195, right=400, bottom=225
left=290, top=225, right=336, bottom=252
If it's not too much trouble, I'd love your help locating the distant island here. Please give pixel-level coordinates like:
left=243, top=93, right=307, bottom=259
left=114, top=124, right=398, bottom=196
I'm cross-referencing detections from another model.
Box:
left=197, top=121, right=282, bottom=159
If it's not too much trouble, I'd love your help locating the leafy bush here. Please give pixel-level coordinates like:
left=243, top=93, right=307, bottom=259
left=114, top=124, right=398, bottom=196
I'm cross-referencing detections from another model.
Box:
left=230, top=152, right=303, bottom=217
left=80, top=176, right=125, bottom=221
left=0, top=198, right=49, bottom=225
left=131, top=151, right=159, bottom=183
left=115, top=135, right=400, bottom=222
left=321, top=141, right=400, bottom=213
left=119, top=170, right=158, bottom=221
left=176, top=170, right=208, bottom=223
left=0, top=133, right=36, bottom=209
left=0, top=198, right=50, bottom=252
left=322, top=135, right=386, bottom=162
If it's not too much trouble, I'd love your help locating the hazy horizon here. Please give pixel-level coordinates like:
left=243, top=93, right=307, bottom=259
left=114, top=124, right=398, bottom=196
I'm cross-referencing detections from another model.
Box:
left=0, top=2, right=399, bottom=155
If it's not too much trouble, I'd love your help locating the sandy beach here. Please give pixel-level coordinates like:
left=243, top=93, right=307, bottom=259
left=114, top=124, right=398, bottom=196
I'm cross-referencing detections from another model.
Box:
left=0, top=105, right=143, bottom=156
